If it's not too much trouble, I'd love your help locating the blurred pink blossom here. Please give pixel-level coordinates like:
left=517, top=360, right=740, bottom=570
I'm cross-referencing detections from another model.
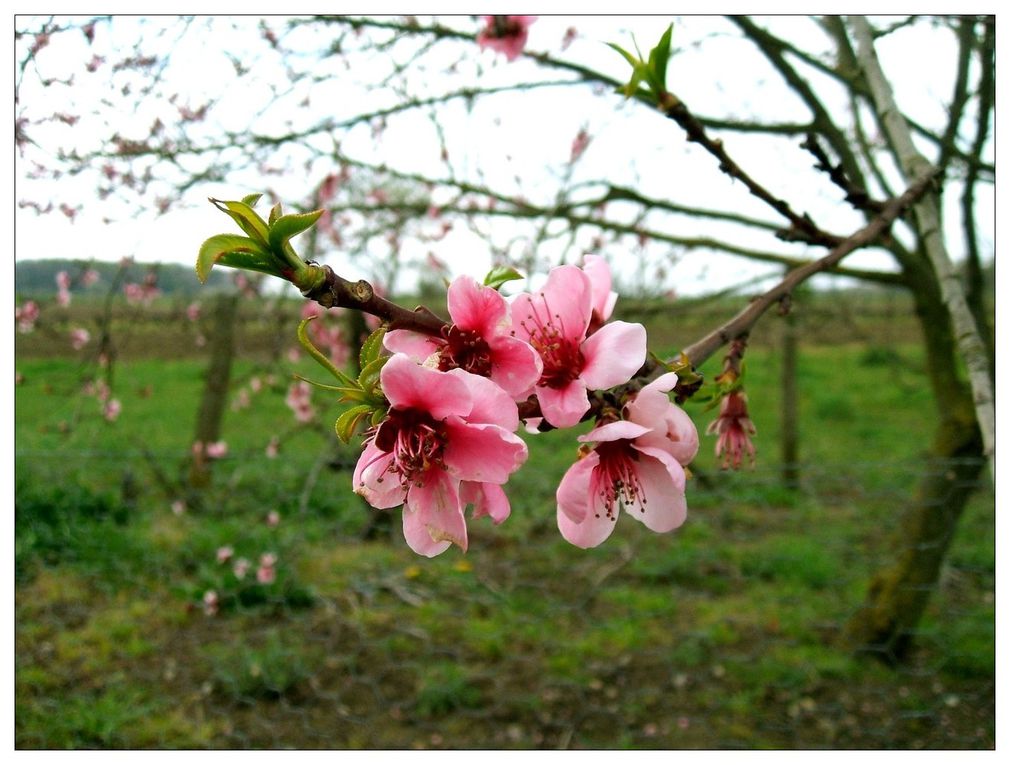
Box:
left=266, top=511, right=281, bottom=527
left=257, top=553, right=277, bottom=584
left=570, top=127, right=591, bottom=163
left=81, top=268, right=100, bottom=287
left=186, top=302, right=201, bottom=322
left=171, top=500, right=186, bottom=515
left=205, top=441, right=228, bottom=459
left=15, top=301, right=39, bottom=333
left=216, top=546, right=234, bottom=564
left=707, top=389, right=757, bottom=470
left=265, top=436, right=280, bottom=459
left=102, top=399, right=121, bottom=422
left=202, top=590, right=219, bottom=616
left=233, top=558, right=251, bottom=579
left=477, top=15, right=536, bottom=61
left=70, top=327, right=90, bottom=350
left=285, top=380, right=316, bottom=423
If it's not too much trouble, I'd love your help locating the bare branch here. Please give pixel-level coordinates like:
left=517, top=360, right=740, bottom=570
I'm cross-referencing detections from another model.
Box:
left=679, top=171, right=937, bottom=369
left=849, top=15, right=994, bottom=480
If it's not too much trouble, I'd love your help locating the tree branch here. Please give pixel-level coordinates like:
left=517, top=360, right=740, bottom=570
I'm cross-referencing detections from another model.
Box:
left=849, top=15, right=994, bottom=480
left=679, top=171, right=938, bottom=369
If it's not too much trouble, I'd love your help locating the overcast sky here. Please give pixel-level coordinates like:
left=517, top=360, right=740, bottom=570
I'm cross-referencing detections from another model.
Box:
left=12, top=14, right=995, bottom=299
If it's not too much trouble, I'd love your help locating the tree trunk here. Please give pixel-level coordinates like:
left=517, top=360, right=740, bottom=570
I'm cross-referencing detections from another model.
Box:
left=188, top=294, right=238, bottom=488
left=842, top=255, right=985, bottom=662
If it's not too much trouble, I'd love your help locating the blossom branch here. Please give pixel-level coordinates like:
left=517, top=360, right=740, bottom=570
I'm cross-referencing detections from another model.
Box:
left=678, top=170, right=938, bottom=370
left=301, top=264, right=448, bottom=337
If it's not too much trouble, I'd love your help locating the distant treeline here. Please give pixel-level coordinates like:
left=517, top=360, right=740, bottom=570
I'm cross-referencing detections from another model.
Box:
left=15, top=259, right=231, bottom=298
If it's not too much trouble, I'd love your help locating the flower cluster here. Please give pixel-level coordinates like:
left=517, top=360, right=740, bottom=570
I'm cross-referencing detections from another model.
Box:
left=351, top=257, right=699, bottom=556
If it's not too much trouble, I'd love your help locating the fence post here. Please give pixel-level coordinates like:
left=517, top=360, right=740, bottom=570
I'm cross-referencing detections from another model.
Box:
left=781, top=297, right=800, bottom=489
left=188, top=293, right=238, bottom=489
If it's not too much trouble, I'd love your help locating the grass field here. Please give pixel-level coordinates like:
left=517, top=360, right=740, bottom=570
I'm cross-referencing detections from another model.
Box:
left=14, top=297, right=994, bottom=749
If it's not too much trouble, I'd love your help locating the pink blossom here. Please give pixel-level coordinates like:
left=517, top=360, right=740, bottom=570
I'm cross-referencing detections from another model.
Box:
left=477, top=15, right=536, bottom=61
left=511, top=265, right=646, bottom=428
left=266, top=510, right=281, bottom=527
left=56, top=289, right=71, bottom=307
left=556, top=418, right=688, bottom=549
left=561, top=26, right=578, bottom=51
left=257, top=565, right=276, bottom=585
left=56, top=271, right=71, bottom=291
left=231, top=388, right=251, bottom=411
left=233, top=558, right=251, bottom=579
left=186, top=302, right=201, bottom=322
left=15, top=301, right=39, bottom=333
left=102, top=399, right=121, bottom=422
left=171, top=500, right=186, bottom=516
left=257, top=552, right=277, bottom=584
left=385, top=275, right=542, bottom=401
left=353, top=354, right=528, bottom=557
left=624, top=372, right=699, bottom=467
left=81, top=268, right=100, bottom=287
left=285, top=380, right=316, bottom=423
left=202, top=590, right=219, bottom=616
left=582, top=254, right=618, bottom=331
left=205, top=441, right=228, bottom=459
left=69, top=327, right=90, bottom=350
left=265, top=436, right=280, bottom=459
left=707, top=389, right=757, bottom=469
left=249, top=376, right=263, bottom=393
left=216, top=546, right=234, bottom=564
left=570, top=127, right=591, bottom=163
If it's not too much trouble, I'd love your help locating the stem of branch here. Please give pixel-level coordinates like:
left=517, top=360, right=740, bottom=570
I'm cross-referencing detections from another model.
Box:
left=679, top=171, right=938, bottom=369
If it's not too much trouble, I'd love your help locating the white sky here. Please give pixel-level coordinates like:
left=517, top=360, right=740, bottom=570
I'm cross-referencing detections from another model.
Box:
left=10, top=13, right=997, bottom=299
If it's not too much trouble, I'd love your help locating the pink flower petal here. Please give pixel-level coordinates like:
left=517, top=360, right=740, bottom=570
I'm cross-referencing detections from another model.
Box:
left=511, top=265, right=592, bottom=347
left=380, top=353, right=471, bottom=420
left=579, top=321, right=647, bottom=390
left=557, top=499, right=618, bottom=549
left=353, top=441, right=405, bottom=509
left=443, top=418, right=527, bottom=484
left=403, top=472, right=466, bottom=556
left=580, top=419, right=651, bottom=444
left=555, top=450, right=598, bottom=524
left=448, top=368, right=520, bottom=430
left=627, top=445, right=688, bottom=533
left=461, top=481, right=511, bottom=524
left=447, top=276, right=509, bottom=339
left=383, top=329, right=442, bottom=361
left=487, top=335, right=543, bottom=400
left=535, top=380, right=590, bottom=429
left=583, top=254, right=618, bottom=322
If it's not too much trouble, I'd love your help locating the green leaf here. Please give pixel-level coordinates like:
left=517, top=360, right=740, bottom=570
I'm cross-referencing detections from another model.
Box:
left=241, top=193, right=263, bottom=207
left=370, top=408, right=386, bottom=427
left=268, top=209, right=324, bottom=263
left=210, top=198, right=270, bottom=246
left=483, top=265, right=524, bottom=291
left=649, top=24, right=674, bottom=91
left=359, top=326, right=387, bottom=371
left=606, top=41, right=641, bottom=69
left=268, top=202, right=283, bottom=226
left=292, top=374, right=372, bottom=402
left=296, top=316, right=358, bottom=387
left=357, top=355, right=389, bottom=394
left=334, top=404, right=373, bottom=444
left=195, top=234, right=274, bottom=283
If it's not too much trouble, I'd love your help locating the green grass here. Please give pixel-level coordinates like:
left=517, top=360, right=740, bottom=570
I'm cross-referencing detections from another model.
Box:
left=14, top=326, right=994, bottom=749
